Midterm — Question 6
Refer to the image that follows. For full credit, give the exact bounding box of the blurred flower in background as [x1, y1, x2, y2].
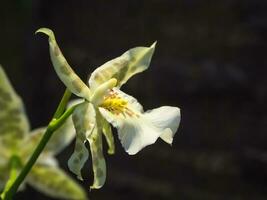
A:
[0, 65, 87, 200]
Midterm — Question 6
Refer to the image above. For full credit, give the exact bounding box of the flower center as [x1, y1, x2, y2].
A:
[99, 89, 139, 118]
[100, 92, 127, 115]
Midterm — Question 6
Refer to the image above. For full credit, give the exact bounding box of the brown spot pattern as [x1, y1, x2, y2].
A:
[59, 62, 73, 76]
[71, 79, 83, 93]
[96, 168, 103, 177]
[53, 45, 61, 57]
[0, 88, 12, 102]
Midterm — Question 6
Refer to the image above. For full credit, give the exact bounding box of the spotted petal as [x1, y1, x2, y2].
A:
[89, 42, 156, 91]
[36, 28, 91, 100]
[0, 65, 30, 149]
[68, 102, 96, 180]
[87, 117, 106, 189]
[99, 89, 180, 155]
[27, 164, 87, 200]
[101, 117, 115, 155]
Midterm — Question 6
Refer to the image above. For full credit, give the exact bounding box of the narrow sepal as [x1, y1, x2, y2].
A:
[36, 28, 91, 100]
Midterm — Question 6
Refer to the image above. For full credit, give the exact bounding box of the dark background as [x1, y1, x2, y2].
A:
[1, 0, 267, 199]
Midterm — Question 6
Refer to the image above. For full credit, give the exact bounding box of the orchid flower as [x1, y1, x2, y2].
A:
[0, 65, 87, 200]
[36, 28, 181, 189]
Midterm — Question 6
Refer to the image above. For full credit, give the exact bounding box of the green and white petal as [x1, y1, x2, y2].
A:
[27, 164, 87, 200]
[36, 28, 91, 100]
[98, 89, 180, 155]
[68, 102, 96, 180]
[89, 42, 156, 91]
[87, 119, 106, 189]
[101, 117, 115, 155]
[0, 65, 30, 148]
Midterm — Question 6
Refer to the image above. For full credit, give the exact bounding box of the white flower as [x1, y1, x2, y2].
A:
[37, 28, 181, 189]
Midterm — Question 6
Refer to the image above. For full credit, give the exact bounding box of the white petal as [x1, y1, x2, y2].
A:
[99, 108, 160, 155]
[98, 90, 180, 155]
[144, 106, 180, 144]
[119, 118, 163, 155]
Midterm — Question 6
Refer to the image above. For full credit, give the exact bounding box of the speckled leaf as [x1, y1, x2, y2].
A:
[0, 65, 30, 148]
[89, 42, 156, 91]
[68, 102, 96, 180]
[36, 28, 91, 100]
[88, 117, 106, 189]
[27, 164, 88, 200]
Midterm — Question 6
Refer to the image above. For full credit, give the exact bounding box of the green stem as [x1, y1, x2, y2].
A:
[0, 156, 21, 200]
[2, 89, 74, 200]
[53, 89, 71, 119]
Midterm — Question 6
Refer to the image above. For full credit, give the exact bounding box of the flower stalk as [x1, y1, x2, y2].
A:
[1, 155, 21, 199]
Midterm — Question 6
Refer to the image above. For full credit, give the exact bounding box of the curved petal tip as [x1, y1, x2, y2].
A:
[151, 41, 157, 48]
[35, 28, 55, 40]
